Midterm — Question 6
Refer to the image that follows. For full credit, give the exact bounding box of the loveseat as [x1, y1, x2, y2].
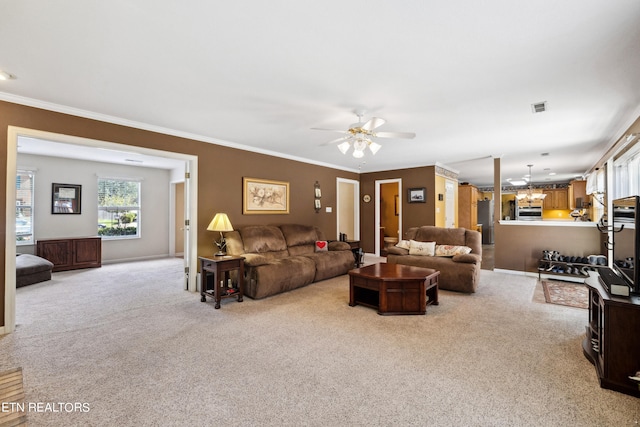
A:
[223, 224, 355, 299]
[386, 226, 482, 293]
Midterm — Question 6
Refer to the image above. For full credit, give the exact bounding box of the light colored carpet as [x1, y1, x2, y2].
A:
[1, 258, 639, 426]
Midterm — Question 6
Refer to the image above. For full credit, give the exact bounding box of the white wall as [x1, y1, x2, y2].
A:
[17, 153, 171, 262]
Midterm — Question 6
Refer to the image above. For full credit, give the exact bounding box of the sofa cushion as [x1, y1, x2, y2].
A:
[314, 241, 328, 252]
[396, 239, 411, 250]
[435, 245, 472, 257]
[239, 226, 288, 257]
[244, 256, 316, 299]
[303, 250, 355, 282]
[409, 240, 436, 256]
[280, 224, 318, 246]
[416, 226, 466, 246]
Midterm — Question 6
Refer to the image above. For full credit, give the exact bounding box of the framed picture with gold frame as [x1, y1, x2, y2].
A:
[243, 177, 290, 214]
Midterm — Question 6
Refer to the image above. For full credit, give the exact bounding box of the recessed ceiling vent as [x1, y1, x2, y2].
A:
[531, 101, 547, 113]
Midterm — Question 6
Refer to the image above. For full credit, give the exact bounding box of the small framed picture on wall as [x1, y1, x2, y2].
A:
[52, 183, 82, 214]
[408, 187, 426, 203]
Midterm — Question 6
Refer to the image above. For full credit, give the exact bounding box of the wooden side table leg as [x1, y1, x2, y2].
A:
[214, 270, 222, 309]
[200, 268, 207, 302]
[237, 263, 244, 303]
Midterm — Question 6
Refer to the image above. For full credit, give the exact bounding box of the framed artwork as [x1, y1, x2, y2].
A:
[52, 183, 82, 214]
[408, 187, 426, 203]
[243, 177, 290, 214]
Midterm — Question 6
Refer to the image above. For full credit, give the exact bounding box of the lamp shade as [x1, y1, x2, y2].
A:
[207, 213, 233, 232]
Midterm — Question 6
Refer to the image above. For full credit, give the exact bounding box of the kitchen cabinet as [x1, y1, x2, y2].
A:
[543, 188, 568, 210]
[458, 184, 478, 230]
[569, 180, 587, 209]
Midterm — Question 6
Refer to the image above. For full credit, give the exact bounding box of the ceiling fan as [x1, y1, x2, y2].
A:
[312, 112, 416, 158]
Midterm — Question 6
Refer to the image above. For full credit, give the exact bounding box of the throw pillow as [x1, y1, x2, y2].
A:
[408, 240, 436, 256]
[435, 245, 472, 257]
[315, 240, 328, 252]
[396, 239, 411, 250]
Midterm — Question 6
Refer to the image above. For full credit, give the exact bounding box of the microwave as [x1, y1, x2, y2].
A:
[516, 205, 542, 221]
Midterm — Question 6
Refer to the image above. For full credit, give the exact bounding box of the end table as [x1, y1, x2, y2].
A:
[199, 255, 245, 309]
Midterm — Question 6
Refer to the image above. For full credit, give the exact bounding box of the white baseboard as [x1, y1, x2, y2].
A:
[101, 254, 173, 265]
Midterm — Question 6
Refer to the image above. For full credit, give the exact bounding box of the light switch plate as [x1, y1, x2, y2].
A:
[325, 207, 332, 213]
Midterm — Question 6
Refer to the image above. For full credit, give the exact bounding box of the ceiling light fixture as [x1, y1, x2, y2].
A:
[338, 136, 381, 158]
[515, 164, 547, 203]
[0, 70, 15, 80]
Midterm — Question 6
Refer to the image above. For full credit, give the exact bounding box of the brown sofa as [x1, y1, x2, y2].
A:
[386, 226, 482, 293]
[223, 224, 355, 299]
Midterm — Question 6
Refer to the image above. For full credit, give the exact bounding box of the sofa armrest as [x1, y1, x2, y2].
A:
[386, 246, 409, 256]
[328, 241, 350, 251]
[242, 253, 271, 266]
[452, 253, 481, 264]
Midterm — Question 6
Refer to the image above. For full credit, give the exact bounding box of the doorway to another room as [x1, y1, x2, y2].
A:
[375, 179, 402, 256]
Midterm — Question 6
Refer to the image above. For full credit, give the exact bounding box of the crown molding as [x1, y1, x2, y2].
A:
[0, 92, 360, 174]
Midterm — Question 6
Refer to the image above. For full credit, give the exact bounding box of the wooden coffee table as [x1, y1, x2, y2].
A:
[348, 263, 439, 315]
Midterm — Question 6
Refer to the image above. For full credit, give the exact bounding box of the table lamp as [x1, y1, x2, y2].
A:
[207, 213, 233, 256]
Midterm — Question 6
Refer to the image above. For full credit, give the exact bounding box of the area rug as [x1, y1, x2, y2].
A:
[541, 280, 589, 309]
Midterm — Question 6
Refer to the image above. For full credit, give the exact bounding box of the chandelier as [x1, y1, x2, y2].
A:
[515, 164, 547, 203]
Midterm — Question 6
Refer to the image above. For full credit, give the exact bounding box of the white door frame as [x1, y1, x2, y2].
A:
[375, 178, 402, 256]
[336, 177, 360, 241]
[3, 126, 198, 334]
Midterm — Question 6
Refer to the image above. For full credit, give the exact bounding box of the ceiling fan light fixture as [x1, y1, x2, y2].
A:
[352, 149, 365, 159]
[368, 141, 382, 155]
[337, 141, 351, 154]
[353, 138, 368, 152]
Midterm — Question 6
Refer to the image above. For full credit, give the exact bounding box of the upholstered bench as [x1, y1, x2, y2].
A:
[16, 254, 54, 287]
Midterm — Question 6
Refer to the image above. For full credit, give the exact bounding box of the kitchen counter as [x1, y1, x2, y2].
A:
[499, 220, 596, 227]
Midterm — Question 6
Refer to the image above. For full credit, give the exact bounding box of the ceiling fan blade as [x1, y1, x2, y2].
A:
[374, 131, 416, 139]
[311, 128, 350, 134]
[320, 136, 351, 146]
[361, 117, 386, 131]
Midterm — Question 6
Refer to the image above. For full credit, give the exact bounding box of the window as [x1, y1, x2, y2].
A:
[98, 178, 141, 238]
[16, 170, 35, 243]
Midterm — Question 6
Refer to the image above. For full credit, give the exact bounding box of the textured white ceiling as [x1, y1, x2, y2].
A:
[2, 0, 640, 186]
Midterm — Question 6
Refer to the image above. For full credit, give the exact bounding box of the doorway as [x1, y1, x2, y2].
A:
[445, 179, 456, 228]
[375, 178, 402, 256]
[173, 182, 185, 257]
[336, 178, 360, 241]
[4, 126, 198, 334]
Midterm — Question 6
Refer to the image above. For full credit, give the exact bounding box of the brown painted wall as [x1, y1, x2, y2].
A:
[360, 166, 437, 253]
[494, 223, 603, 272]
[0, 100, 358, 327]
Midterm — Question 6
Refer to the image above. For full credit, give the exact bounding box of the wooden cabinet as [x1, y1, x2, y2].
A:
[569, 180, 587, 209]
[36, 237, 102, 272]
[583, 276, 640, 397]
[458, 184, 478, 230]
[543, 188, 568, 210]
